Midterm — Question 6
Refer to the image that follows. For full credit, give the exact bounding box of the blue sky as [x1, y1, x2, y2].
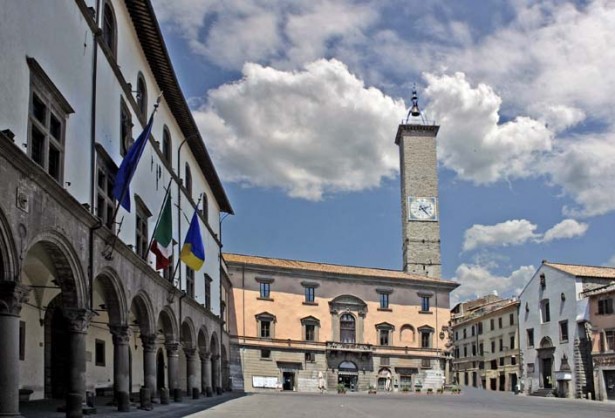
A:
[151, 0, 615, 303]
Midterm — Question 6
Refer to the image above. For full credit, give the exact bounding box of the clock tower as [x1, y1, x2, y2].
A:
[395, 90, 441, 278]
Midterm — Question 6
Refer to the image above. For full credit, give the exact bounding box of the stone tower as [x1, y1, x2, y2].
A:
[395, 90, 441, 278]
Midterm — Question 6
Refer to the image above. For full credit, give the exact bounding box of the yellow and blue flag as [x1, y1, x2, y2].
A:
[180, 211, 204, 270]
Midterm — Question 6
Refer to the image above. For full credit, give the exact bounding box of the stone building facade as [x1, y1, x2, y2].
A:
[451, 296, 520, 392]
[0, 1, 232, 416]
[519, 261, 615, 399]
[224, 253, 457, 392]
[583, 282, 615, 401]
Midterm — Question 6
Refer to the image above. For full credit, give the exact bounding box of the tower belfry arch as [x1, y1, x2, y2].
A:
[395, 88, 441, 278]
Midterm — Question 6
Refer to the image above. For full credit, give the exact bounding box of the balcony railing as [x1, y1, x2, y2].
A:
[326, 341, 373, 353]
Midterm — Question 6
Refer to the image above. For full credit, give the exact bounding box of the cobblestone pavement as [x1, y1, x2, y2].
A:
[186, 388, 615, 418]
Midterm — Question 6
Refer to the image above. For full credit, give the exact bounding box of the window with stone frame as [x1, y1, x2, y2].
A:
[509, 313, 515, 326]
[260, 349, 271, 359]
[379, 329, 390, 346]
[420, 295, 431, 312]
[186, 268, 195, 298]
[421, 358, 431, 368]
[491, 340, 496, 353]
[340, 313, 356, 343]
[305, 352, 316, 362]
[134, 196, 151, 259]
[540, 299, 551, 323]
[162, 126, 172, 166]
[379, 292, 389, 309]
[260, 282, 270, 298]
[27, 58, 73, 183]
[559, 320, 569, 342]
[510, 335, 516, 349]
[418, 326, 434, 348]
[95, 146, 117, 231]
[102, 1, 117, 57]
[479, 342, 484, 356]
[490, 318, 495, 330]
[598, 298, 614, 315]
[162, 255, 174, 282]
[498, 317, 503, 329]
[200, 192, 209, 224]
[120, 98, 132, 156]
[604, 330, 615, 351]
[204, 274, 212, 310]
[184, 162, 192, 200]
[305, 287, 315, 303]
[256, 312, 275, 339]
[478, 322, 483, 335]
[301, 316, 320, 342]
[136, 73, 147, 117]
[527, 329, 535, 347]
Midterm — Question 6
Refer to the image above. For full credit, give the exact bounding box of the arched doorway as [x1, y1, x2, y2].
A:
[538, 337, 555, 389]
[180, 319, 196, 394]
[337, 361, 358, 391]
[157, 307, 179, 392]
[44, 296, 69, 399]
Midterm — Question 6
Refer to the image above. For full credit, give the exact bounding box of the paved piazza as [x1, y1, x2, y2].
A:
[188, 388, 615, 418]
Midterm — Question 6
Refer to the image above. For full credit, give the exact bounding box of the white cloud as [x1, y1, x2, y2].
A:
[195, 59, 404, 200]
[541, 219, 588, 243]
[423, 73, 553, 185]
[152, 0, 378, 70]
[463, 218, 589, 251]
[451, 263, 535, 305]
[463, 220, 539, 252]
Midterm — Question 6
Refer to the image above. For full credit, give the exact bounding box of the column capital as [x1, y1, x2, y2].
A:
[165, 342, 180, 354]
[199, 351, 211, 361]
[63, 307, 94, 333]
[212, 354, 220, 360]
[141, 334, 157, 352]
[109, 324, 131, 345]
[184, 347, 196, 358]
[0, 281, 30, 316]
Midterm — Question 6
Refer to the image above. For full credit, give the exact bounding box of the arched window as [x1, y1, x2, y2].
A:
[184, 162, 192, 199]
[136, 73, 147, 116]
[162, 126, 172, 166]
[400, 324, 416, 344]
[340, 313, 355, 343]
[102, 2, 117, 56]
[201, 192, 208, 223]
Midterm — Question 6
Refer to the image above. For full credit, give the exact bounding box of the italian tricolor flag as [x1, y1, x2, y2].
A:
[150, 192, 173, 270]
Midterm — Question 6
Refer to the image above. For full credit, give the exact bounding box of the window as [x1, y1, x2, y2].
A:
[102, 2, 117, 56]
[471, 325, 475, 337]
[509, 313, 514, 326]
[163, 255, 174, 282]
[95, 149, 117, 230]
[260, 349, 271, 359]
[186, 268, 195, 298]
[463, 345, 468, 357]
[120, 99, 132, 156]
[95, 339, 105, 366]
[478, 322, 483, 335]
[499, 357, 504, 366]
[499, 338, 504, 352]
[305, 287, 315, 303]
[559, 320, 569, 342]
[598, 298, 614, 315]
[379, 293, 389, 309]
[136, 73, 147, 116]
[454, 348, 459, 359]
[419, 327, 433, 348]
[510, 335, 515, 349]
[490, 318, 495, 331]
[260, 282, 271, 299]
[162, 126, 172, 166]
[511, 356, 517, 366]
[204, 274, 212, 310]
[421, 358, 431, 368]
[421, 296, 431, 312]
[260, 320, 271, 338]
[604, 330, 615, 351]
[472, 343, 476, 356]
[463, 328, 467, 339]
[305, 324, 316, 341]
[379, 329, 390, 346]
[27, 58, 72, 183]
[184, 162, 192, 200]
[491, 340, 496, 353]
[527, 329, 534, 347]
[455, 331, 458, 341]
[201, 193, 208, 224]
[305, 352, 315, 362]
[490, 359, 497, 370]
[340, 314, 356, 343]
[541, 299, 550, 323]
[19, 321, 25, 361]
[135, 197, 150, 259]
[479, 343, 484, 356]
[256, 312, 275, 339]
[498, 317, 503, 329]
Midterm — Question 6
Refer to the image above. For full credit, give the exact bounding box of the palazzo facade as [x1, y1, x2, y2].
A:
[0, 1, 232, 416]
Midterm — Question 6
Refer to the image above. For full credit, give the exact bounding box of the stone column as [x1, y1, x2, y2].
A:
[109, 325, 130, 412]
[141, 334, 157, 396]
[199, 352, 211, 394]
[64, 307, 94, 418]
[212, 354, 221, 392]
[184, 348, 197, 394]
[166, 342, 180, 391]
[0, 281, 29, 418]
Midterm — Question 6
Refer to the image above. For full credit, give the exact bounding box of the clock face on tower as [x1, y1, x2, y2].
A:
[408, 197, 438, 221]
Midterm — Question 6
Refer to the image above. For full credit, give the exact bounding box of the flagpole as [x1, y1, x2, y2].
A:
[103, 93, 163, 259]
[146, 177, 173, 257]
[172, 194, 204, 287]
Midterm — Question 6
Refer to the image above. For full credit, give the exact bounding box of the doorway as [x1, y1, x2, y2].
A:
[510, 374, 518, 392]
[604, 370, 615, 400]
[282, 372, 295, 391]
[542, 357, 553, 389]
[46, 307, 69, 399]
[338, 374, 358, 391]
[499, 374, 506, 391]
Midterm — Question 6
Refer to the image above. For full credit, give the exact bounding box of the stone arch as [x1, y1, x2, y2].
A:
[25, 230, 87, 309]
[210, 332, 219, 356]
[0, 204, 18, 281]
[157, 306, 178, 342]
[197, 326, 209, 354]
[93, 267, 128, 326]
[539, 336, 553, 348]
[180, 317, 196, 350]
[43, 294, 69, 398]
[129, 290, 155, 336]
[400, 324, 416, 344]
